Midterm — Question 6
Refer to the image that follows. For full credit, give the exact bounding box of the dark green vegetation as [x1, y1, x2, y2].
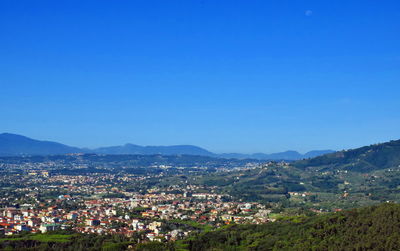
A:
[185, 203, 400, 250]
[0, 230, 146, 251]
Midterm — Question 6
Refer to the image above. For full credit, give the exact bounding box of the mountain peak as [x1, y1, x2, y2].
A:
[1, 132, 30, 138]
[0, 133, 81, 156]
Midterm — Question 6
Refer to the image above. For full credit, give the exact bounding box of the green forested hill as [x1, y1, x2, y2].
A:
[294, 139, 400, 172]
[181, 139, 400, 209]
[184, 203, 400, 251]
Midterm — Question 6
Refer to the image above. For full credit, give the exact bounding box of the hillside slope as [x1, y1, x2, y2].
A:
[186, 203, 400, 251]
[294, 139, 400, 172]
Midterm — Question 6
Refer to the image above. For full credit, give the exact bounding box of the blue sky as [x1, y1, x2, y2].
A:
[0, 0, 399, 153]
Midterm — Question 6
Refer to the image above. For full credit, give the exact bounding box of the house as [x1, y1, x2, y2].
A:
[86, 219, 100, 226]
[39, 224, 61, 233]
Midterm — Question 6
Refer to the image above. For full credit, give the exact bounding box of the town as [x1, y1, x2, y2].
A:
[0, 155, 276, 243]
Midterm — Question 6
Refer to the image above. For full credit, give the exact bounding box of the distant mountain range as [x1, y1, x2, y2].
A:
[219, 150, 334, 160]
[94, 143, 214, 156]
[0, 133, 334, 160]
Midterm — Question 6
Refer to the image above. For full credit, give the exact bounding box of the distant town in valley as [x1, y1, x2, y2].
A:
[1, 134, 400, 249]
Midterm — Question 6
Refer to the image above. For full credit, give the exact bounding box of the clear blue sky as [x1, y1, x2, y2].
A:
[1, 0, 399, 153]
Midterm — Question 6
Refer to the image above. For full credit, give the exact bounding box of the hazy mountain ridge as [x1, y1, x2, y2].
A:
[0, 133, 333, 160]
[0, 133, 82, 156]
[94, 143, 214, 156]
[219, 150, 334, 160]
